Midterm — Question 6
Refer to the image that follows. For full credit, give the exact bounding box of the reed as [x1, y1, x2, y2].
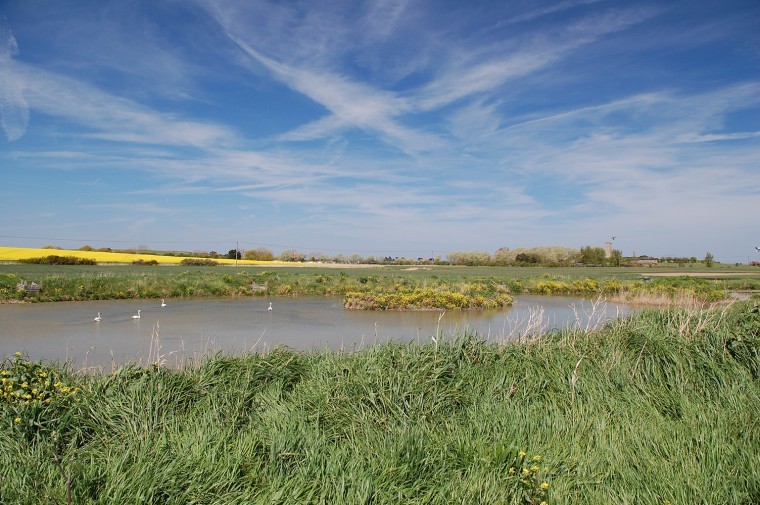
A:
[1, 301, 758, 504]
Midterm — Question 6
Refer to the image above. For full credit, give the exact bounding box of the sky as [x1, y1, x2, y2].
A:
[1, 0, 758, 263]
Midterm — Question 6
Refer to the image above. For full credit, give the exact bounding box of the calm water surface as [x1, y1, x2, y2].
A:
[0, 296, 632, 368]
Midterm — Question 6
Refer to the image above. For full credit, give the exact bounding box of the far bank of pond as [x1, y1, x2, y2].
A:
[0, 295, 633, 368]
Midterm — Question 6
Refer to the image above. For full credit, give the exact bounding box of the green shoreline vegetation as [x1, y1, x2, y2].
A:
[2, 301, 758, 503]
[2, 262, 756, 308]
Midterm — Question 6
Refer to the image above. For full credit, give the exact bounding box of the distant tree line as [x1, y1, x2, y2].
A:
[65, 243, 718, 268]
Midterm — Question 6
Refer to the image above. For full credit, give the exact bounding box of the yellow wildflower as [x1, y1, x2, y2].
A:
[541, 482, 549, 490]
[519, 451, 527, 458]
[14, 352, 21, 357]
[522, 469, 531, 477]
[533, 455, 542, 462]
[531, 465, 540, 472]
[14, 417, 21, 423]
[508, 467, 515, 474]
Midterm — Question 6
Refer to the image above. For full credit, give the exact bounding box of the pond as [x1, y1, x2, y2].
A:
[0, 296, 633, 368]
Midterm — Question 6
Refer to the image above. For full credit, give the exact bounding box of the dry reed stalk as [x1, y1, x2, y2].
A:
[571, 356, 584, 403]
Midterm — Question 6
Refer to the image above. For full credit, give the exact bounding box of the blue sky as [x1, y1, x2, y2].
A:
[1, 0, 758, 263]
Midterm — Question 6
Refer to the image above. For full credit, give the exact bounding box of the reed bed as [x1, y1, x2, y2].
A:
[1, 300, 759, 504]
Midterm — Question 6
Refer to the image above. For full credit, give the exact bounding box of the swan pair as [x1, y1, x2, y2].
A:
[95, 303, 164, 322]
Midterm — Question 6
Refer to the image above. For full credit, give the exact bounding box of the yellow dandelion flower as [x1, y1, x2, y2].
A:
[531, 465, 540, 472]
[14, 417, 21, 423]
[533, 455, 542, 462]
[508, 467, 515, 474]
[45, 398, 51, 404]
[541, 482, 549, 490]
[522, 469, 531, 477]
[519, 451, 527, 458]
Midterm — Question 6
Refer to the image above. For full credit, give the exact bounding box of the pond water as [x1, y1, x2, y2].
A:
[0, 296, 633, 368]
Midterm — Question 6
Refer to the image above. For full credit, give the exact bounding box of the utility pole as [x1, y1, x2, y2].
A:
[236, 241, 238, 267]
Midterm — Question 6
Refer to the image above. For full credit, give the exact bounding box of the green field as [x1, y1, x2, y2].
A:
[2, 262, 759, 306]
[2, 301, 758, 504]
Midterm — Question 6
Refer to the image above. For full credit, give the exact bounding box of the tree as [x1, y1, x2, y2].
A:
[704, 252, 714, 267]
[279, 249, 305, 262]
[580, 246, 606, 266]
[446, 251, 491, 266]
[609, 249, 623, 267]
[226, 249, 241, 260]
[244, 247, 274, 261]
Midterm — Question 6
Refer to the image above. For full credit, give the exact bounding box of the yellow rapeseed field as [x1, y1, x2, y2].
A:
[0, 246, 269, 265]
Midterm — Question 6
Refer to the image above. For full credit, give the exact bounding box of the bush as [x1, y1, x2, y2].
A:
[18, 255, 96, 265]
[179, 258, 219, 266]
[132, 259, 159, 266]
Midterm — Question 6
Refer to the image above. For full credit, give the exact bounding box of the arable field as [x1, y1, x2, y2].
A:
[0, 246, 274, 266]
[1, 301, 758, 504]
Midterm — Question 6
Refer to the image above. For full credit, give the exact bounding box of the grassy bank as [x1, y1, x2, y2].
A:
[2, 301, 758, 504]
[2, 263, 758, 305]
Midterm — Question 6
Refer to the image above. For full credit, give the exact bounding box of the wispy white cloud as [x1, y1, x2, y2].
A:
[4, 59, 237, 148]
[0, 28, 29, 141]
[1, 0, 758, 260]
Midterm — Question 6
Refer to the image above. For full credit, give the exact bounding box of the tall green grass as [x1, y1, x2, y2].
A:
[2, 301, 759, 504]
[3, 263, 757, 303]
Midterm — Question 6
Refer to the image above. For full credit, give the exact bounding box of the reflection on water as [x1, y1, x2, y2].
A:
[0, 296, 632, 368]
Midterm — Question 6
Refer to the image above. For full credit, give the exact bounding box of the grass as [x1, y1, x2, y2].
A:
[2, 299, 758, 504]
[2, 262, 758, 305]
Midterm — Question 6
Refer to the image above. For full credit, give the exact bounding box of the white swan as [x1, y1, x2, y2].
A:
[94, 312, 102, 322]
[268, 302, 273, 312]
[161, 299, 167, 307]
[132, 310, 141, 319]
